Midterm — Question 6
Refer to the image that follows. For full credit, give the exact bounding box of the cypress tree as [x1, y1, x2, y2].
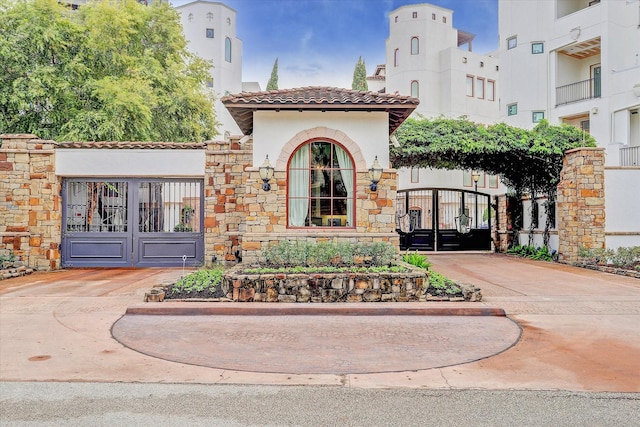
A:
[351, 56, 368, 91]
[267, 58, 279, 90]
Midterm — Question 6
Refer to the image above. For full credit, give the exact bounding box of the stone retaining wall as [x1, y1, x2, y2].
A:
[223, 267, 428, 303]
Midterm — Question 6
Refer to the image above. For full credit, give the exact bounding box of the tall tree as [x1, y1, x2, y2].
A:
[351, 57, 368, 91]
[266, 58, 278, 90]
[0, 0, 218, 142]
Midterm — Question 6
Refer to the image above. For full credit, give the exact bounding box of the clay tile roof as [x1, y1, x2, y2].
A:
[56, 141, 205, 149]
[221, 86, 419, 135]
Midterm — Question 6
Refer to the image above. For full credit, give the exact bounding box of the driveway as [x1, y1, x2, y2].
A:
[0, 255, 639, 391]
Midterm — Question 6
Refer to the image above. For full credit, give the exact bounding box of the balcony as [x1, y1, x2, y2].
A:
[620, 146, 640, 167]
[555, 77, 601, 106]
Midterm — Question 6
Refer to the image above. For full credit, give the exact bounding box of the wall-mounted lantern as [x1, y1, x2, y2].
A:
[259, 155, 274, 191]
[368, 156, 383, 191]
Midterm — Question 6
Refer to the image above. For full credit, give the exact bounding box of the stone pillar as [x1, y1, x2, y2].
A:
[557, 147, 605, 263]
[493, 194, 512, 252]
[0, 134, 61, 270]
[204, 138, 251, 265]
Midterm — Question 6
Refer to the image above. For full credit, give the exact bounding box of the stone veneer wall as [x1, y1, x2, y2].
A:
[204, 138, 252, 264]
[240, 168, 400, 265]
[557, 147, 605, 263]
[0, 134, 61, 270]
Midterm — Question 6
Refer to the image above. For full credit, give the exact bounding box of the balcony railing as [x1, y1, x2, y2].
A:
[555, 77, 601, 106]
[620, 146, 640, 167]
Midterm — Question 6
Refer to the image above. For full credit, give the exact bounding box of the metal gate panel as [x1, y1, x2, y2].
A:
[133, 180, 203, 267]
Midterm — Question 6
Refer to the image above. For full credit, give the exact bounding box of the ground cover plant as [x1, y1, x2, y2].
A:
[164, 267, 225, 299]
[402, 251, 463, 298]
[506, 244, 555, 261]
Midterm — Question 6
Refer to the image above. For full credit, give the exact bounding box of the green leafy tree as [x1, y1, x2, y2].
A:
[0, 0, 218, 142]
[351, 56, 368, 91]
[266, 58, 278, 90]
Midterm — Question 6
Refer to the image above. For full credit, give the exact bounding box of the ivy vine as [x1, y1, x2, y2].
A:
[391, 117, 597, 247]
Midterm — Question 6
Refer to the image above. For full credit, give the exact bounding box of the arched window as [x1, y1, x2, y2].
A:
[411, 80, 419, 97]
[411, 37, 419, 55]
[225, 37, 232, 62]
[394, 48, 399, 67]
[288, 140, 354, 228]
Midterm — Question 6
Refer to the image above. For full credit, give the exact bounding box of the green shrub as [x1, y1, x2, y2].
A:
[402, 250, 431, 269]
[171, 268, 224, 294]
[263, 241, 397, 267]
[578, 246, 640, 268]
[507, 244, 554, 261]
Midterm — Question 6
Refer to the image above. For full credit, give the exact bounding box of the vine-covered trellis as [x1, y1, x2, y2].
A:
[390, 117, 597, 248]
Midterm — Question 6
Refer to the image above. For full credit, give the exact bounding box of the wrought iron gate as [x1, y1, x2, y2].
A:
[62, 178, 204, 267]
[396, 188, 492, 251]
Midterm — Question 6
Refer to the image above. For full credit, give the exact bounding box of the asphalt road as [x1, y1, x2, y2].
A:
[1, 382, 639, 426]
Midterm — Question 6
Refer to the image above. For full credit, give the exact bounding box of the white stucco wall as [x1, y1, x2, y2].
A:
[605, 168, 640, 249]
[397, 167, 506, 195]
[55, 149, 205, 177]
[252, 111, 389, 170]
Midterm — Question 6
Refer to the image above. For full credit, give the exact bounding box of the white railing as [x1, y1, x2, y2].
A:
[620, 146, 640, 167]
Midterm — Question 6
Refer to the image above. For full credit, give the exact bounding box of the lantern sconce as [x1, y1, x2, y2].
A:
[259, 155, 274, 191]
[368, 156, 383, 191]
[472, 171, 481, 192]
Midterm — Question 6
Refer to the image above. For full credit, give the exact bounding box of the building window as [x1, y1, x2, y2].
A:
[394, 48, 399, 67]
[507, 36, 517, 49]
[532, 111, 544, 123]
[226, 17, 231, 25]
[442, 16, 446, 23]
[581, 120, 590, 133]
[532, 42, 544, 54]
[206, 28, 214, 38]
[477, 77, 485, 99]
[412, 11, 417, 18]
[411, 167, 419, 183]
[395, 16, 398, 23]
[288, 141, 354, 228]
[188, 13, 193, 22]
[466, 75, 474, 97]
[489, 175, 499, 188]
[411, 37, 419, 55]
[507, 103, 517, 116]
[432, 13, 436, 20]
[411, 80, 419, 97]
[487, 80, 495, 101]
[225, 37, 231, 62]
[205, 77, 214, 88]
[206, 12, 213, 21]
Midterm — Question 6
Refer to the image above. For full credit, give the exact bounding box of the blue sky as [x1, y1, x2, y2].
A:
[173, 0, 499, 90]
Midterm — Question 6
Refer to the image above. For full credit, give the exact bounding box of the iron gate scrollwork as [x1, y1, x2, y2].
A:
[396, 188, 492, 251]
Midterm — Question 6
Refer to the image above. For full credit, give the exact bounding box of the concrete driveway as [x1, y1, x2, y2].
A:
[0, 254, 639, 391]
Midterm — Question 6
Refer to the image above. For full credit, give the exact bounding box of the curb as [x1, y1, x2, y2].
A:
[125, 302, 505, 317]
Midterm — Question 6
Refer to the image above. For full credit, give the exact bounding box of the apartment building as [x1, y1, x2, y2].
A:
[499, 0, 640, 249]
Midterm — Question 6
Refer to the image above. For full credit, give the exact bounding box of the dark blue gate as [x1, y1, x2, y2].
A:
[62, 178, 204, 267]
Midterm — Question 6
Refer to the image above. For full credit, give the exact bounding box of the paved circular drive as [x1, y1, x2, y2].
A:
[112, 314, 522, 374]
